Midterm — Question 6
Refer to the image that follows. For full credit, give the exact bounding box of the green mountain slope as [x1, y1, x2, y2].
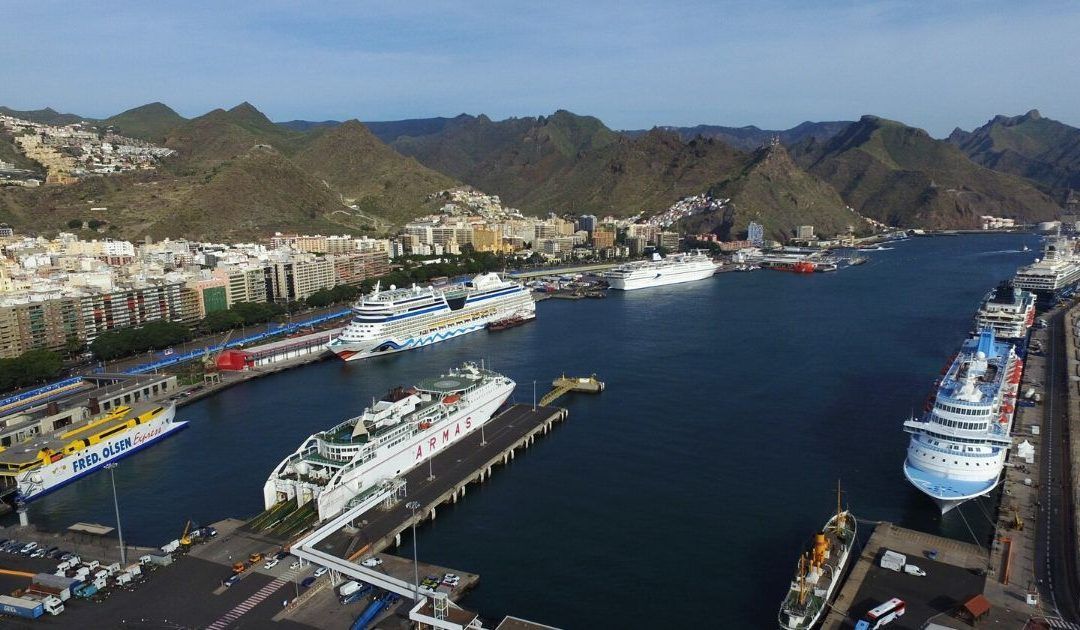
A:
[680, 144, 862, 240]
[392, 111, 747, 216]
[797, 116, 1060, 228]
[623, 120, 852, 150]
[948, 110, 1080, 201]
[0, 106, 86, 126]
[291, 120, 457, 225]
[104, 102, 187, 143]
[163, 102, 308, 169]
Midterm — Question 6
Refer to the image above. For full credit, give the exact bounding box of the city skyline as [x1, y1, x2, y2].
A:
[2, 1, 1078, 137]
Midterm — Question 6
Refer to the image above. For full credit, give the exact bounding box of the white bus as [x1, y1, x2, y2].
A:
[855, 598, 906, 629]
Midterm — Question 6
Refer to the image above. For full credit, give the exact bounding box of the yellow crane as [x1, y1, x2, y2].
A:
[180, 519, 194, 546]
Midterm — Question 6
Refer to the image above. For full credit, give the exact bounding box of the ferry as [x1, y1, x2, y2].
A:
[263, 362, 514, 520]
[778, 484, 857, 630]
[1012, 235, 1080, 298]
[603, 251, 718, 290]
[902, 328, 1021, 513]
[327, 273, 535, 361]
[973, 282, 1036, 340]
[0, 404, 185, 504]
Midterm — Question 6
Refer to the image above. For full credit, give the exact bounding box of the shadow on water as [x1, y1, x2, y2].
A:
[2, 232, 1041, 627]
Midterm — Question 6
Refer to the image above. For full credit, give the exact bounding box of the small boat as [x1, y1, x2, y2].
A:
[488, 312, 536, 331]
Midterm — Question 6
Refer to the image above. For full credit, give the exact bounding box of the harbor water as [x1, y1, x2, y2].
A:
[6, 233, 1040, 627]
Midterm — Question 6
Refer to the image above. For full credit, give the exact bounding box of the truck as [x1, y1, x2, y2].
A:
[144, 553, 174, 567]
[73, 582, 99, 599]
[341, 583, 373, 604]
[33, 572, 79, 599]
[0, 594, 44, 619]
[115, 572, 132, 586]
[105, 562, 122, 576]
[23, 593, 64, 615]
[338, 580, 364, 597]
[903, 564, 926, 577]
[880, 550, 907, 572]
[161, 539, 181, 554]
[123, 563, 143, 578]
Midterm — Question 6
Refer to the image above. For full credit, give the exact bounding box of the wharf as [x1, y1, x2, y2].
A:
[309, 404, 568, 558]
[821, 522, 993, 629]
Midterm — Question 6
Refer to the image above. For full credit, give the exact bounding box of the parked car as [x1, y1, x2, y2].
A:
[360, 557, 382, 567]
[301, 576, 316, 588]
[289, 561, 301, 570]
[275, 550, 289, 560]
[313, 567, 328, 578]
[263, 558, 279, 570]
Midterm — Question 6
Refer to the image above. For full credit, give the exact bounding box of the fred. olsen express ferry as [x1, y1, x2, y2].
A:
[0, 403, 185, 504]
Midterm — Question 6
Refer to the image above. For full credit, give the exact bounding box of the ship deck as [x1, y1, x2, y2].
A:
[0, 402, 164, 468]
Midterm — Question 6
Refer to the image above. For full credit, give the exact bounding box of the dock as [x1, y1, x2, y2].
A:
[539, 375, 604, 407]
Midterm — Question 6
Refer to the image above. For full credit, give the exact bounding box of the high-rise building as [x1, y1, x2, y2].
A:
[577, 214, 598, 234]
[796, 225, 815, 240]
[747, 222, 765, 247]
[592, 228, 616, 250]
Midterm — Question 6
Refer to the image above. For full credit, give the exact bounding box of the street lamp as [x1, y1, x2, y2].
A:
[105, 463, 126, 565]
[480, 423, 486, 447]
[406, 501, 421, 603]
[427, 456, 435, 481]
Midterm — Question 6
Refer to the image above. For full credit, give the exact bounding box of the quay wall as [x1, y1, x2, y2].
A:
[1064, 304, 1080, 589]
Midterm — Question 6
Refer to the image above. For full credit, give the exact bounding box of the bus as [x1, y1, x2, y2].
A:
[855, 598, 906, 629]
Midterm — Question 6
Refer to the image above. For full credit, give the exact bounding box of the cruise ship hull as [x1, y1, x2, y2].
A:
[264, 379, 513, 520]
[607, 265, 717, 291]
[13, 406, 187, 504]
[902, 461, 999, 515]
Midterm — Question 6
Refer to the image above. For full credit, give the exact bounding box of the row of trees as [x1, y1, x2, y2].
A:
[201, 301, 288, 333]
[305, 284, 361, 308]
[89, 320, 193, 361]
[0, 349, 64, 394]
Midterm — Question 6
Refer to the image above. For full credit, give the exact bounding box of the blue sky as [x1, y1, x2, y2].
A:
[3, 1, 1078, 136]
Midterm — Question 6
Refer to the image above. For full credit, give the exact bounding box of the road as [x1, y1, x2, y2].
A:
[1036, 306, 1080, 622]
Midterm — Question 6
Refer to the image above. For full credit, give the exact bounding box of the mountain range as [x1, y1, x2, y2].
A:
[0, 101, 1076, 241]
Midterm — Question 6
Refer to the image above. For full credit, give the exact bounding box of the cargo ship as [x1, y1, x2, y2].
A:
[0, 404, 185, 505]
[263, 362, 514, 520]
[902, 328, 1021, 513]
[603, 251, 718, 290]
[778, 485, 857, 630]
[327, 273, 535, 361]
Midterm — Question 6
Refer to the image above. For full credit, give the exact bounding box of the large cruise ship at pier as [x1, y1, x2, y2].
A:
[1012, 236, 1080, 297]
[263, 363, 514, 520]
[973, 282, 1036, 340]
[603, 251, 718, 290]
[902, 329, 1022, 513]
[0, 404, 185, 504]
[327, 273, 534, 361]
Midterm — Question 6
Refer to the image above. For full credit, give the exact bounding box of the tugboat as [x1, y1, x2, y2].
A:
[778, 483, 857, 629]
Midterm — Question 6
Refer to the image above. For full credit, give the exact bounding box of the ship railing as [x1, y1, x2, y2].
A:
[911, 440, 999, 458]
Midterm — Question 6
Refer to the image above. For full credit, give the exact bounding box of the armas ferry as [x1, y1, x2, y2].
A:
[0, 403, 185, 504]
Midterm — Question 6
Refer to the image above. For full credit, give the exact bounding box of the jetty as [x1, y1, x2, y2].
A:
[539, 374, 604, 407]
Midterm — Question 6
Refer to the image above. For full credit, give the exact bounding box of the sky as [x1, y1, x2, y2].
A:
[2, 1, 1079, 137]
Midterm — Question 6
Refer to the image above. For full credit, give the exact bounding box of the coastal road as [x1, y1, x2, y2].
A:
[1036, 306, 1080, 621]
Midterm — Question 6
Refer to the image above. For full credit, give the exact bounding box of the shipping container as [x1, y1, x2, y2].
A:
[0, 594, 44, 619]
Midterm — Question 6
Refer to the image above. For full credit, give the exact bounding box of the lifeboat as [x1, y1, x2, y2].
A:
[443, 394, 461, 405]
[418, 421, 432, 430]
[793, 261, 816, 273]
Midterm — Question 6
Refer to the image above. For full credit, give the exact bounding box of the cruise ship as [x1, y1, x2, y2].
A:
[974, 282, 1036, 340]
[263, 363, 514, 520]
[778, 486, 856, 630]
[603, 251, 718, 290]
[1013, 236, 1080, 297]
[327, 273, 534, 361]
[0, 404, 185, 504]
[902, 329, 1022, 513]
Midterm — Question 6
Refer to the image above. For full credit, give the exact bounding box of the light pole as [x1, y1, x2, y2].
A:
[480, 423, 486, 447]
[427, 456, 434, 481]
[105, 463, 126, 565]
[406, 501, 420, 603]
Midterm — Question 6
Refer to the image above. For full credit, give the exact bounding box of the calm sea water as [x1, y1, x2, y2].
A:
[7, 233, 1040, 627]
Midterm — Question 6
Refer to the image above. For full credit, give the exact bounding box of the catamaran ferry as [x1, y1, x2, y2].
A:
[263, 362, 514, 520]
[0, 404, 185, 504]
[327, 273, 534, 361]
[603, 251, 718, 290]
[902, 329, 1022, 513]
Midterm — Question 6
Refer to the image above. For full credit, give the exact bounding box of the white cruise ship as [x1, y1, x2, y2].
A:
[604, 251, 718, 290]
[1013, 236, 1080, 296]
[902, 329, 1022, 513]
[973, 282, 1036, 340]
[263, 363, 514, 520]
[0, 404, 186, 504]
[327, 273, 534, 361]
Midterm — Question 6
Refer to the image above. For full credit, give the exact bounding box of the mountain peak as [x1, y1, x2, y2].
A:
[1025, 109, 1042, 121]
